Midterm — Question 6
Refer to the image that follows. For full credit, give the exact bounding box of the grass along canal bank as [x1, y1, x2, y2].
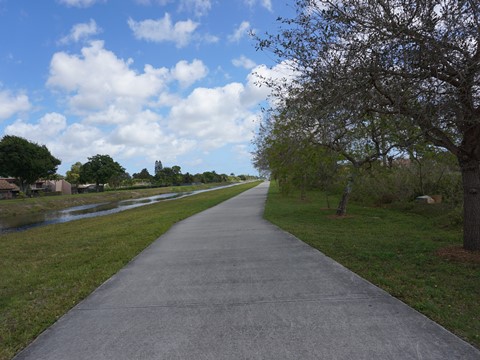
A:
[264, 181, 480, 349]
[0, 182, 237, 219]
[0, 181, 261, 360]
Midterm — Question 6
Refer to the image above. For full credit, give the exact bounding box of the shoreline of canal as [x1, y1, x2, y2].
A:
[0, 182, 249, 233]
[0, 182, 238, 219]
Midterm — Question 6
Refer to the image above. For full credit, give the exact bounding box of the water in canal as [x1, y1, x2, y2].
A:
[0, 184, 239, 234]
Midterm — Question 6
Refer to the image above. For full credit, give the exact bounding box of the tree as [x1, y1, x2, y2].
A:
[154, 160, 163, 175]
[0, 135, 61, 193]
[257, 0, 480, 250]
[253, 109, 339, 201]
[79, 154, 125, 191]
[132, 168, 153, 181]
[155, 167, 176, 186]
[108, 171, 131, 189]
[182, 172, 194, 184]
[65, 162, 82, 185]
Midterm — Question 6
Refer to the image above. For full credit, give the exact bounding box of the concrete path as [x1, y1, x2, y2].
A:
[14, 182, 480, 359]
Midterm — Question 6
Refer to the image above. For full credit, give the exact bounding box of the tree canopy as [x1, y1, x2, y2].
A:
[255, 0, 480, 250]
[65, 162, 82, 185]
[0, 135, 61, 193]
[79, 154, 125, 191]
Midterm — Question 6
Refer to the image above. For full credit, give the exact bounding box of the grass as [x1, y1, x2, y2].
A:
[264, 181, 480, 349]
[0, 182, 234, 218]
[0, 181, 261, 360]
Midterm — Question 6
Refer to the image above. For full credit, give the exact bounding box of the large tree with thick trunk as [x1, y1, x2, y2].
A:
[257, 0, 480, 250]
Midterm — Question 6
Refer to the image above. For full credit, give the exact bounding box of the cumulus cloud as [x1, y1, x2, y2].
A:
[228, 21, 251, 43]
[35, 40, 282, 173]
[232, 55, 257, 69]
[59, 19, 101, 44]
[57, 0, 105, 8]
[128, 14, 199, 48]
[5, 113, 67, 139]
[168, 79, 266, 150]
[171, 59, 208, 88]
[47, 40, 170, 114]
[108, 110, 197, 161]
[0, 90, 31, 121]
[244, 60, 301, 107]
[41, 42, 215, 166]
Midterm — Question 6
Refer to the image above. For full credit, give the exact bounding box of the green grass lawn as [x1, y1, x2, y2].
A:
[264, 181, 480, 349]
[0, 182, 237, 218]
[0, 181, 260, 360]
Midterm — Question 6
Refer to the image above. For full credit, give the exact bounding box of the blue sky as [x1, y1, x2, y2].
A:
[0, 0, 293, 176]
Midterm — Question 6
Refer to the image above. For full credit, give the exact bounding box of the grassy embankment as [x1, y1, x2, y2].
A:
[0, 183, 235, 218]
[0, 181, 261, 360]
[264, 181, 479, 349]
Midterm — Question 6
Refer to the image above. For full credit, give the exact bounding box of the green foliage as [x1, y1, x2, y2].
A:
[132, 168, 153, 181]
[79, 154, 125, 190]
[349, 152, 462, 208]
[255, 0, 480, 249]
[65, 162, 82, 185]
[254, 112, 340, 199]
[0, 135, 61, 193]
[154, 166, 180, 186]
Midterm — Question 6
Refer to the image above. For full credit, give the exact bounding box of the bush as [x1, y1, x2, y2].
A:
[350, 159, 462, 207]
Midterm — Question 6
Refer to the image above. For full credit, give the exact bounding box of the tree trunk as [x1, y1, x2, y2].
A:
[336, 174, 354, 216]
[460, 158, 480, 251]
[300, 173, 307, 200]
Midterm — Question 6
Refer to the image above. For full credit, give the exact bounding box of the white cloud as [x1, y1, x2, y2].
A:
[31, 39, 282, 174]
[109, 110, 197, 161]
[128, 14, 199, 48]
[171, 59, 208, 88]
[42, 42, 216, 166]
[168, 81, 263, 150]
[244, 0, 272, 11]
[244, 61, 301, 106]
[228, 21, 251, 43]
[166, 63, 287, 151]
[57, 0, 105, 8]
[232, 55, 257, 69]
[47, 40, 170, 114]
[0, 90, 31, 121]
[83, 105, 131, 125]
[155, 92, 182, 107]
[5, 113, 67, 139]
[110, 110, 165, 146]
[59, 19, 101, 44]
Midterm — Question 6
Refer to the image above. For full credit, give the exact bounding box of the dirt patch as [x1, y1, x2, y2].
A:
[436, 246, 480, 264]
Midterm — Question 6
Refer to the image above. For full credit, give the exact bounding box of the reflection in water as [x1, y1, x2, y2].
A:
[0, 192, 183, 234]
[0, 183, 242, 234]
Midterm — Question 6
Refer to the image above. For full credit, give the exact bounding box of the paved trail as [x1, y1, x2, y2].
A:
[14, 182, 480, 359]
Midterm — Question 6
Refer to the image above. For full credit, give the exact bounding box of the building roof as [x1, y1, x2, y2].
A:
[0, 179, 19, 191]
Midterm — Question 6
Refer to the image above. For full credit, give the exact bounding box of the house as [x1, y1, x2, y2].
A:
[0, 179, 20, 200]
[47, 180, 72, 195]
[30, 179, 72, 196]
